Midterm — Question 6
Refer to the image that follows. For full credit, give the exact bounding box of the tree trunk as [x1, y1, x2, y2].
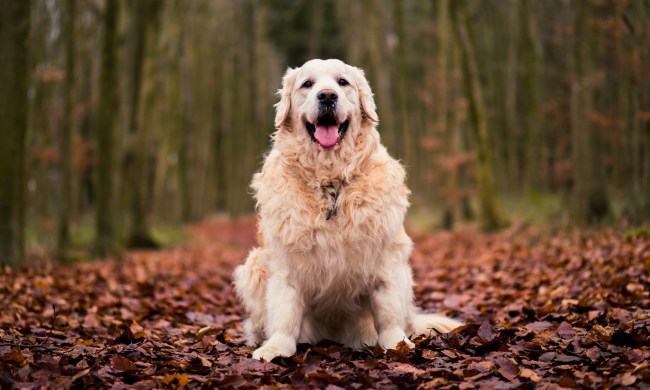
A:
[570, 1, 611, 225]
[625, 1, 650, 222]
[392, 0, 412, 166]
[126, 0, 160, 248]
[437, 0, 460, 229]
[0, 0, 30, 267]
[177, 12, 197, 221]
[95, 0, 120, 257]
[57, 0, 76, 262]
[452, 0, 509, 231]
[520, 0, 544, 193]
[363, 0, 395, 153]
[504, 1, 519, 194]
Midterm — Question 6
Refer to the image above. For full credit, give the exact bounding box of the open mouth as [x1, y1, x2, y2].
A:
[305, 113, 350, 149]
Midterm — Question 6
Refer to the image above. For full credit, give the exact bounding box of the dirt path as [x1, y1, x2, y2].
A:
[1, 220, 648, 388]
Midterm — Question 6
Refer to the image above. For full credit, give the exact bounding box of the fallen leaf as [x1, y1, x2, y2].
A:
[496, 356, 519, 381]
[525, 321, 552, 332]
[198, 356, 212, 367]
[110, 356, 137, 373]
[477, 321, 495, 341]
[557, 321, 576, 339]
[161, 373, 189, 388]
[520, 368, 541, 382]
[195, 325, 218, 342]
[395, 340, 411, 354]
[619, 372, 636, 386]
[389, 362, 426, 376]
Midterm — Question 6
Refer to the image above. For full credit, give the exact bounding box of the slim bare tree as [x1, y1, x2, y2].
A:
[95, 0, 120, 257]
[126, 0, 161, 248]
[0, 0, 30, 267]
[57, 0, 76, 262]
[452, 0, 509, 231]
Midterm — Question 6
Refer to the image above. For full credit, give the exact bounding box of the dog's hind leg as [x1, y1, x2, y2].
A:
[371, 261, 417, 350]
[233, 247, 268, 346]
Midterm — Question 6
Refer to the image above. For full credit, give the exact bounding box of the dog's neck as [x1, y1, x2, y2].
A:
[274, 124, 380, 187]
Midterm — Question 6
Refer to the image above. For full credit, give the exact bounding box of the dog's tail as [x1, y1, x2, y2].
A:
[410, 313, 464, 337]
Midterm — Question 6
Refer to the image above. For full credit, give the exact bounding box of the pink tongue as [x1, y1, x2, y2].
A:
[314, 125, 340, 148]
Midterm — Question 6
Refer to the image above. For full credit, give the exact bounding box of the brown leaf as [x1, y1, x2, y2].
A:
[195, 325, 218, 342]
[110, 355, 137, 372]
[557, 321, 576, 339]
[539, 351, 556, 362]
[419, 378, 449, 389]
[395, 340, 412, 354]
[477, 321, 495, 341]
[71, 367, 92, 382]
[524, 321, 552, 332]
[558, 373, 578, 388]
[389, 362, 426, 376]
[495, 356, 519, 381]
[161, 373, 189, 388]
[232, 358, 280, 373]
[520, 368, 541, 382]
[555, 354, 581, 363]
[0, 347, 27, 367]
[441, 349, 459, 359]
[619, 372, 637, 386]
[198, 356, 212, 367]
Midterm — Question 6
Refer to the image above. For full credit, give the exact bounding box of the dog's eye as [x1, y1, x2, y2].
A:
[301, 80, 313, 88]
[338, 78, 349, 86]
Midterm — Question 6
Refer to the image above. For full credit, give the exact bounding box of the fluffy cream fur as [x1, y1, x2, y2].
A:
[233, 59, 462, 361]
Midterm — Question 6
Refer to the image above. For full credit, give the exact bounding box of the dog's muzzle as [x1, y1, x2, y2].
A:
[304, 89, 349, 148]
[306, 112, 349, 149]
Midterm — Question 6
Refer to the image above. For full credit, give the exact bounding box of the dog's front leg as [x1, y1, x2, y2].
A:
[252, 271, 303, 361]
[370, 265, 416, 350]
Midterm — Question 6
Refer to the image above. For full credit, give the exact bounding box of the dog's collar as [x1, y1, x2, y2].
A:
[323, 181, 342, 220]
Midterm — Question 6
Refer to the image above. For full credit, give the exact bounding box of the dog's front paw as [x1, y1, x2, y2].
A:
[378, 327, 415, 350]
[252, 334, 296, 361]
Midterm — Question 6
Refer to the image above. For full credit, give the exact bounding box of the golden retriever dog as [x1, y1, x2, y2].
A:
[233, 59, 462, 361]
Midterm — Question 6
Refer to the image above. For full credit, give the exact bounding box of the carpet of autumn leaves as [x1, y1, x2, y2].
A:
[1, 218, 649, 389]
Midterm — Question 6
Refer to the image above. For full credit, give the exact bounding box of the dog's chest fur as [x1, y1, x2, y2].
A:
[253, 149, 411, 309]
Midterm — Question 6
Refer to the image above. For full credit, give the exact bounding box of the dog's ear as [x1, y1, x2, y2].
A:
[351, 66, 378, 123]
[274, 67, 299, 129]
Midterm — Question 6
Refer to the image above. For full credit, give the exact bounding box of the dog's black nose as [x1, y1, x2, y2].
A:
[317, 89, 338, 106]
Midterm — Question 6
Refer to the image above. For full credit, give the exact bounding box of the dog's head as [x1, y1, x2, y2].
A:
[274, 59, 378, 150]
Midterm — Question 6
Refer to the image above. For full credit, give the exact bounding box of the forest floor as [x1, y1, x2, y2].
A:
[1, 218, 649, 389]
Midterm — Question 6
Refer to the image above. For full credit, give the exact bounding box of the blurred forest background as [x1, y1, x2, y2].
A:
[1, 0, 649, 266]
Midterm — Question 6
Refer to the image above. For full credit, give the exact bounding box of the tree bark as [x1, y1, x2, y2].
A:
[452, 0, 509, 231]
[0, 0, 30, 267]
[520, 0, 543, 193]
[393, 0, 412, 166]
[570, 1, 611, 225]
[95, 0, 120, 257]
[126, 0, 161, 248]
[504, 1, 519, 194]
[363, 0, 395, 153]
[57, 0, 76, 262]
[437, 0, 459, 229]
